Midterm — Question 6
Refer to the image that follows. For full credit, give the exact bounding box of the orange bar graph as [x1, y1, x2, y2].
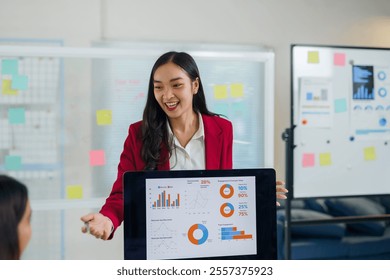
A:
[233, 234, 253, 240]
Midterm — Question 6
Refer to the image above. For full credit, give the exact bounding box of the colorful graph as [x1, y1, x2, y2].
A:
[220, 202, 235, 217]
[220, 184, 234, 198]
[188, 224, 208, 245]
[152, 190, 180, 208]
[352, 65, 374, 100]
[221, 227, 253, 240]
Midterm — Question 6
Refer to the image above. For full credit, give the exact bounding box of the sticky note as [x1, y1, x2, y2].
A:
[90, 150, 106, 166]
[66, 185, 83, 199]
[213, 85, 228, 100]
[8, 107, 26, 124]
[232, 102, 245, 113]
[213, 103, 229, 117]
[230, 83, 244, 98]
[302, 153, 315, 167]
[319, 153, 332, 166]
[334, 98, 347, 113]
[334, 53, 346, 66]
[1, 59, 18, 75]
[5, 155, 22, 170]
[2, 80, 18, 95]
[12, 75, 28, 90]
[364, 147, 376, 161]
[96, 109, 112, 125]
[308, 51, 319, 64]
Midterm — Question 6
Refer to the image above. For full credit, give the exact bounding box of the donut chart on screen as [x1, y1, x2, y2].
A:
[220, 184, 234, 198]
[220, 202, 235, 217]
[188, 224, 208, 245]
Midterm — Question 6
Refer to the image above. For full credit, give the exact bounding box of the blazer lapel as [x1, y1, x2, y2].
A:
[203, 114, 223, 170]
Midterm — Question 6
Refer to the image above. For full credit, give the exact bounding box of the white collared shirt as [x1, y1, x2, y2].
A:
[168, 113, 205, 170]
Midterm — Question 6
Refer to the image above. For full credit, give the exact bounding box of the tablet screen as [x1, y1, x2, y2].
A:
[146, 176, 256, 259]
[123, 169, 276, 260]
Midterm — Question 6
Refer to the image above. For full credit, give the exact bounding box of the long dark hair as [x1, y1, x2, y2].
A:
[141, 51, 216, 170]
[0, 175, 29, 260]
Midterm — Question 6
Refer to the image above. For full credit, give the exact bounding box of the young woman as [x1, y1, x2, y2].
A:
[81, 51, 287, 240]
[0, 175, 32, 259]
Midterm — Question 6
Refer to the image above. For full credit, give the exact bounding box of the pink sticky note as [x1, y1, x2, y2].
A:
[334, 53, 346, 66]
[302, 153, 315, 167]
[90, 150, 106, 166]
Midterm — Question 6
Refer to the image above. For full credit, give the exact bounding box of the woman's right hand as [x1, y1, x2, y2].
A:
[80, 213, 113, 240]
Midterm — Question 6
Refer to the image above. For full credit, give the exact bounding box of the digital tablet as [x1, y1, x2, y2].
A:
[123, 168, 276, 260]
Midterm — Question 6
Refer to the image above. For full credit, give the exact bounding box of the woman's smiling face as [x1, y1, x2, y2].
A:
[153, 62, 199, 121]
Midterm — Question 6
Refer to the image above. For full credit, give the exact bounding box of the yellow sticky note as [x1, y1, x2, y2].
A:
[66, 185, 83, 199]
[2, 79, 18, 95]
[319, 153, 332, 166]
[96, 109, 112, 125]
[364, 147, 376, 161]
[213, 85, 228, 100]
[308, 51, 319, 64]
[230, 83, 244, 98]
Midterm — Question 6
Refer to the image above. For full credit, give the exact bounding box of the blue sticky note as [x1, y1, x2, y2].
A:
[12, 75, 28, 90]
[306, 92, 313, 100]
[213, 103, 230, 117]
[5, 155, 22, 170]
[232, 102, 245, 117]
[8, 108, 26, 124]
[335, 98, 347, 113]
[1, 59, 19, 75]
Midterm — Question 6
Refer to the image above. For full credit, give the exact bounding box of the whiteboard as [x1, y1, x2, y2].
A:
[0, 42, 274, 259]
[292, 44, 390, 198]
[90, 42, 275, 196]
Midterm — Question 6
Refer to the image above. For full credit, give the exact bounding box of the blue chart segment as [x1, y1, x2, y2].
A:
[352, 65, 374, 100]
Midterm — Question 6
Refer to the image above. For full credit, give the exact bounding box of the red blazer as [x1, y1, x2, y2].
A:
[100, 114, 233, 235]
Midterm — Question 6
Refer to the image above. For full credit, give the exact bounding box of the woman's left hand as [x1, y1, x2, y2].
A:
[276, 180, 288, 206]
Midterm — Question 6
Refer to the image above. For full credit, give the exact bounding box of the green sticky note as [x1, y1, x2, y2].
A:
[1, 59, 19, 75]
[8, 108, 26, 124]
[230, 83, 244, 98]
[96, 109, 112, 125]
[12, 75, 28, 90]
[5, 155, 22, 170]
[334, 98, 347, 113]
[213, 103, 230, 117]
[232, 102, 245, 113]
[66, 185, 83, 199]
[308, 51, 319, 64]
[319, 153, 332, 166]
[2, 80, 18, 95]
[213, 85, 228, 100]
[364, 147, 376, 161]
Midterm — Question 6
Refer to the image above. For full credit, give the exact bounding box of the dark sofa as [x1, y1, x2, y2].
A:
[277, 197, 390, 259]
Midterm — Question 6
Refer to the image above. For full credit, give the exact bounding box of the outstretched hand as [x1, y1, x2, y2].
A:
[80, 213, 113, 240]
[276, 180, 288, 207]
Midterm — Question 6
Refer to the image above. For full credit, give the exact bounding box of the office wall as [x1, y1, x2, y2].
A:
[0, 0, 389, 259]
